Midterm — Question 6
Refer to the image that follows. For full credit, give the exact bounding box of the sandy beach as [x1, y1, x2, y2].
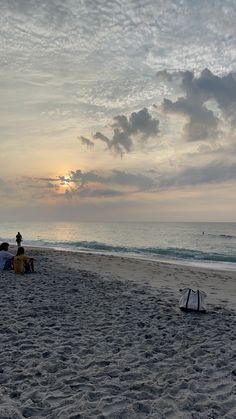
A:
[0, 247, 235, 418]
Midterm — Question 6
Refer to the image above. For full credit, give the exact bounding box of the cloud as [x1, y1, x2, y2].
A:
[57, 160, 236, 199]
[162, 97, 219, 141]
[58, 169, 143, 198]
[70, 188, 125, 198]
[38, 177, 58, 181]
[0, 176, 61, 204]
[112, 108, 160, 137]
[0, 177, 13, 194]
[79, 136, 94, 148]
[181, 69, 236, 117]
[1, 158, 236, 208]
[79, 68, 236, 153]
[160, 68, 236, 141]
[93, 132, 110, 146]
[83, 107, 160, 155]
[51, 160, 236, 203]
[109, 170, 156, 190]
[59, 168, 156, 193]
[156, 70, 174, 83]
[59, 170, 105, 188]
[158, 160, 236, 189]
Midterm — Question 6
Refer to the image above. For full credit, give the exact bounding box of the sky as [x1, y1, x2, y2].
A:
[0, 0, 236, 222]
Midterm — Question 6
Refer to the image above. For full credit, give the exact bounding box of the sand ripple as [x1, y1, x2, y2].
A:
[0, 250, 235, 418]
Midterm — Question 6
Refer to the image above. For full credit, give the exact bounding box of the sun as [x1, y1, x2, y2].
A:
[55, 177, 71, 194]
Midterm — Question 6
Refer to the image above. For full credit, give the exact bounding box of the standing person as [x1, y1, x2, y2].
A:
[16, 232, 23, 247]
[14, 247, 35, 274]
[0, 242, 14, 271]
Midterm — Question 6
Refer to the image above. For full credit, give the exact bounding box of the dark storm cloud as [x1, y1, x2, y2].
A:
[160, 68, 236, 141]
[84, 108, 160, 155]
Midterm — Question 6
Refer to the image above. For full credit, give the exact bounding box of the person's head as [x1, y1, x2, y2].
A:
[16, 246, 25, 256]
[0, 242, 9, 251]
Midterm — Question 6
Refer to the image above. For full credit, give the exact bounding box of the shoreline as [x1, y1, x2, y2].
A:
[9, 245, 236, 310]
[1, 246, 236, 418]
[8, 242, 236, 273]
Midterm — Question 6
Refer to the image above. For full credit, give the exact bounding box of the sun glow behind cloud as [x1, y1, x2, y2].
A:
[0, 0, 236, 220]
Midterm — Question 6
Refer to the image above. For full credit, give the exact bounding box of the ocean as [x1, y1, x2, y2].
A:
[1, 221, 236, 271]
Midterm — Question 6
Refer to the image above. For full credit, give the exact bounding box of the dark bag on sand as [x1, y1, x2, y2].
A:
[179, 288, 206, 312]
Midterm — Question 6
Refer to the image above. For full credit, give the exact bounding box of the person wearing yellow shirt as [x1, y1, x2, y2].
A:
[14, 247, 35, 274]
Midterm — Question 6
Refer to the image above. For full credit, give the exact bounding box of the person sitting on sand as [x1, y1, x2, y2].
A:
[16, 232, 23, 247]
[0, 242, 14, 271]
[14, 247, 35, 274]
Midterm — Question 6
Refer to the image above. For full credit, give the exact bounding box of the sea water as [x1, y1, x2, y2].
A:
[1, 221, 236, 271]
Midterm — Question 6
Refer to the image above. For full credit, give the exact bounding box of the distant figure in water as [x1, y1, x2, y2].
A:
[202, 231, 205, 235]
[14, 247, 35, 274]
[16, 232, 23, 247]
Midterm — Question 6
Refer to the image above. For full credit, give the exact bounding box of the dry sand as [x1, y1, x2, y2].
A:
[0, 247, 235, 418]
